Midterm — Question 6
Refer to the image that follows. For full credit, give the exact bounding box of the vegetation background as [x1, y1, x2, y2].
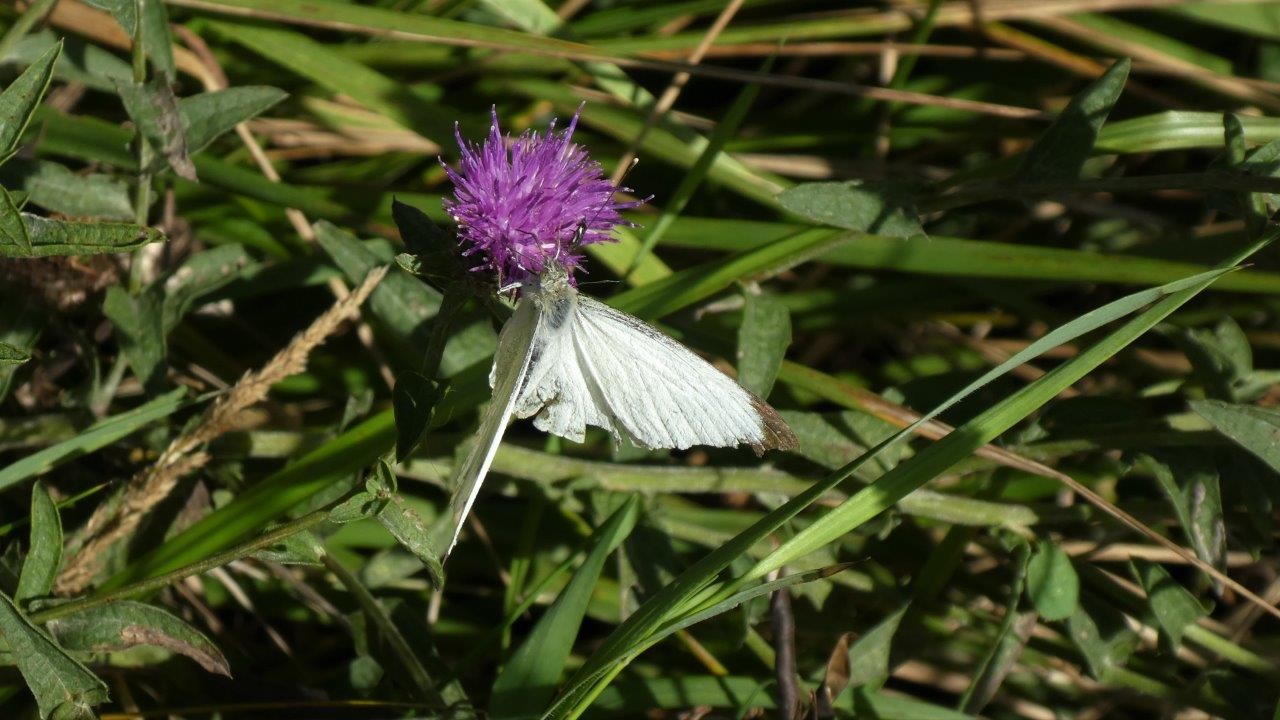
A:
[2, 0, 1280, 718]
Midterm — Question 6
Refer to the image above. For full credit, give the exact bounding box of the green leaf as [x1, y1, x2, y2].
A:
[6, 31, 132, 92]
[1191, 399, 1280, 476]
[0, 42, 60, 164]
[1174, 317, 1260, 401]
[1066, 594, 1138, 681]
[160, 244, 253, 331]
[393, 371, 442, 462]
[0, 387, 187, 492]
[490, 497, 640, 718]
[1129, 559, 1207, 652]
[140, 0, 175, 80]
[0, 590, 109, 719]
[81, 2, 139, 52]
[960, 542, 1034, 715]
[314, 220, 495, 375]
[0, 214, 162, 258]
[115, 78, 195, 180]
[15, 481, 61, 602]
[0, 188, 31, 253]
[0, 340, 30, 366]
[49, 600, 230, 676]
[1024, 542, 1079, 621]
[0, 289, 44, 402]
[1140, 450, 1226, 571]
[0, 159, 134, 220]
[736, 292, 790, 398]
[843, 603, 907, 691]
[180, 86, 288, 155]
[362, 460, 441, 572]
[777, 181, 923, 237]
[1017, 58, 1130, 181]
[103, 284, 166, 387]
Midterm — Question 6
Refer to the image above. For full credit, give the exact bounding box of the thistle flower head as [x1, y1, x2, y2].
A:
[441, 105, 642, 285]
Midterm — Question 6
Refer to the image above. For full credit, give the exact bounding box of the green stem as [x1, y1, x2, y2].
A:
[321, 550, 446, 708]
[0, 0, 59, 60]
[31, 511, 329, 624]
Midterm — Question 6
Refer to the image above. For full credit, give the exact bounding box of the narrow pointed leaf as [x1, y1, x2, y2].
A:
[0, 42, 60, 164]
[16, 481, 62, 602]
[0, 591, 109, 719]
[1018, 58, 1130, 181]
[49, 601, 230, 676]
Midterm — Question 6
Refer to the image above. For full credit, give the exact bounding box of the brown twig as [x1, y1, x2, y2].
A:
[56, 267, 388, 595]
[770, 570, 800, 720]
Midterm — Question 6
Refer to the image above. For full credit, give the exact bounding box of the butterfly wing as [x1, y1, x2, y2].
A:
[430, 296, 541, 565]
[556, 295, 797, 453]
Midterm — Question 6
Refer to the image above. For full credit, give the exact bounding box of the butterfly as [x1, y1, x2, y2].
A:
[429, 253, 799, 568]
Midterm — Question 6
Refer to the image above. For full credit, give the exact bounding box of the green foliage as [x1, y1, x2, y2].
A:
[1, 3, 1279, 719]
[1025, 541, 1079, 622]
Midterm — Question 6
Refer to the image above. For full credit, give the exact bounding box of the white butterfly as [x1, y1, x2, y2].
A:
[430, 261, 798, 565]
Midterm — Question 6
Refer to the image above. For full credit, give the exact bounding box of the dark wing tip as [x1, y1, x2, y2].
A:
[749, 395, 799, 456]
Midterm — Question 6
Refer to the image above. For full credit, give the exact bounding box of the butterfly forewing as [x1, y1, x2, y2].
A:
[430, 297, 541, 562]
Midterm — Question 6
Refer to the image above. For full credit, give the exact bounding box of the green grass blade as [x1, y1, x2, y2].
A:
[490, 497, 639, 718]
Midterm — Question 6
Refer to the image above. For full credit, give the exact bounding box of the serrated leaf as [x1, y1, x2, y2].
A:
[0, 590, 110, 719]
[0, 340, 30, 366]
[1129, 559, 1207, 652]
[1066, 595, 1138, 681]
[0, 387, 187, 492]
[1191, 399, 1280, 476]
[1025, 542, 1078, 621]
[103, 284, 166, 388]
[777, 181, 923, 238]
[0, 42, 60, 164]
[736, 292, 790, 398]
[1018, 58, 1130, 181]
[1140, 450, 1226, 571]
[0, 159, 134, 220]
[844, 603, 907, 691]
[16, 481, 62, 602]
[116, 78, 195, 180]
[0, 215, 162, 258]
[490, 497, 640, 718]
[180, 86, 287, 155]
[49, 600, 230, 676]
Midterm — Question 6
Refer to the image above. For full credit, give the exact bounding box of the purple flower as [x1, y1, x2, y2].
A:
[442, 105, 643, 285]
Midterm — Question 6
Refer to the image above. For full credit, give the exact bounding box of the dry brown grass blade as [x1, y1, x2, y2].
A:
[56, 266, 388, 595]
